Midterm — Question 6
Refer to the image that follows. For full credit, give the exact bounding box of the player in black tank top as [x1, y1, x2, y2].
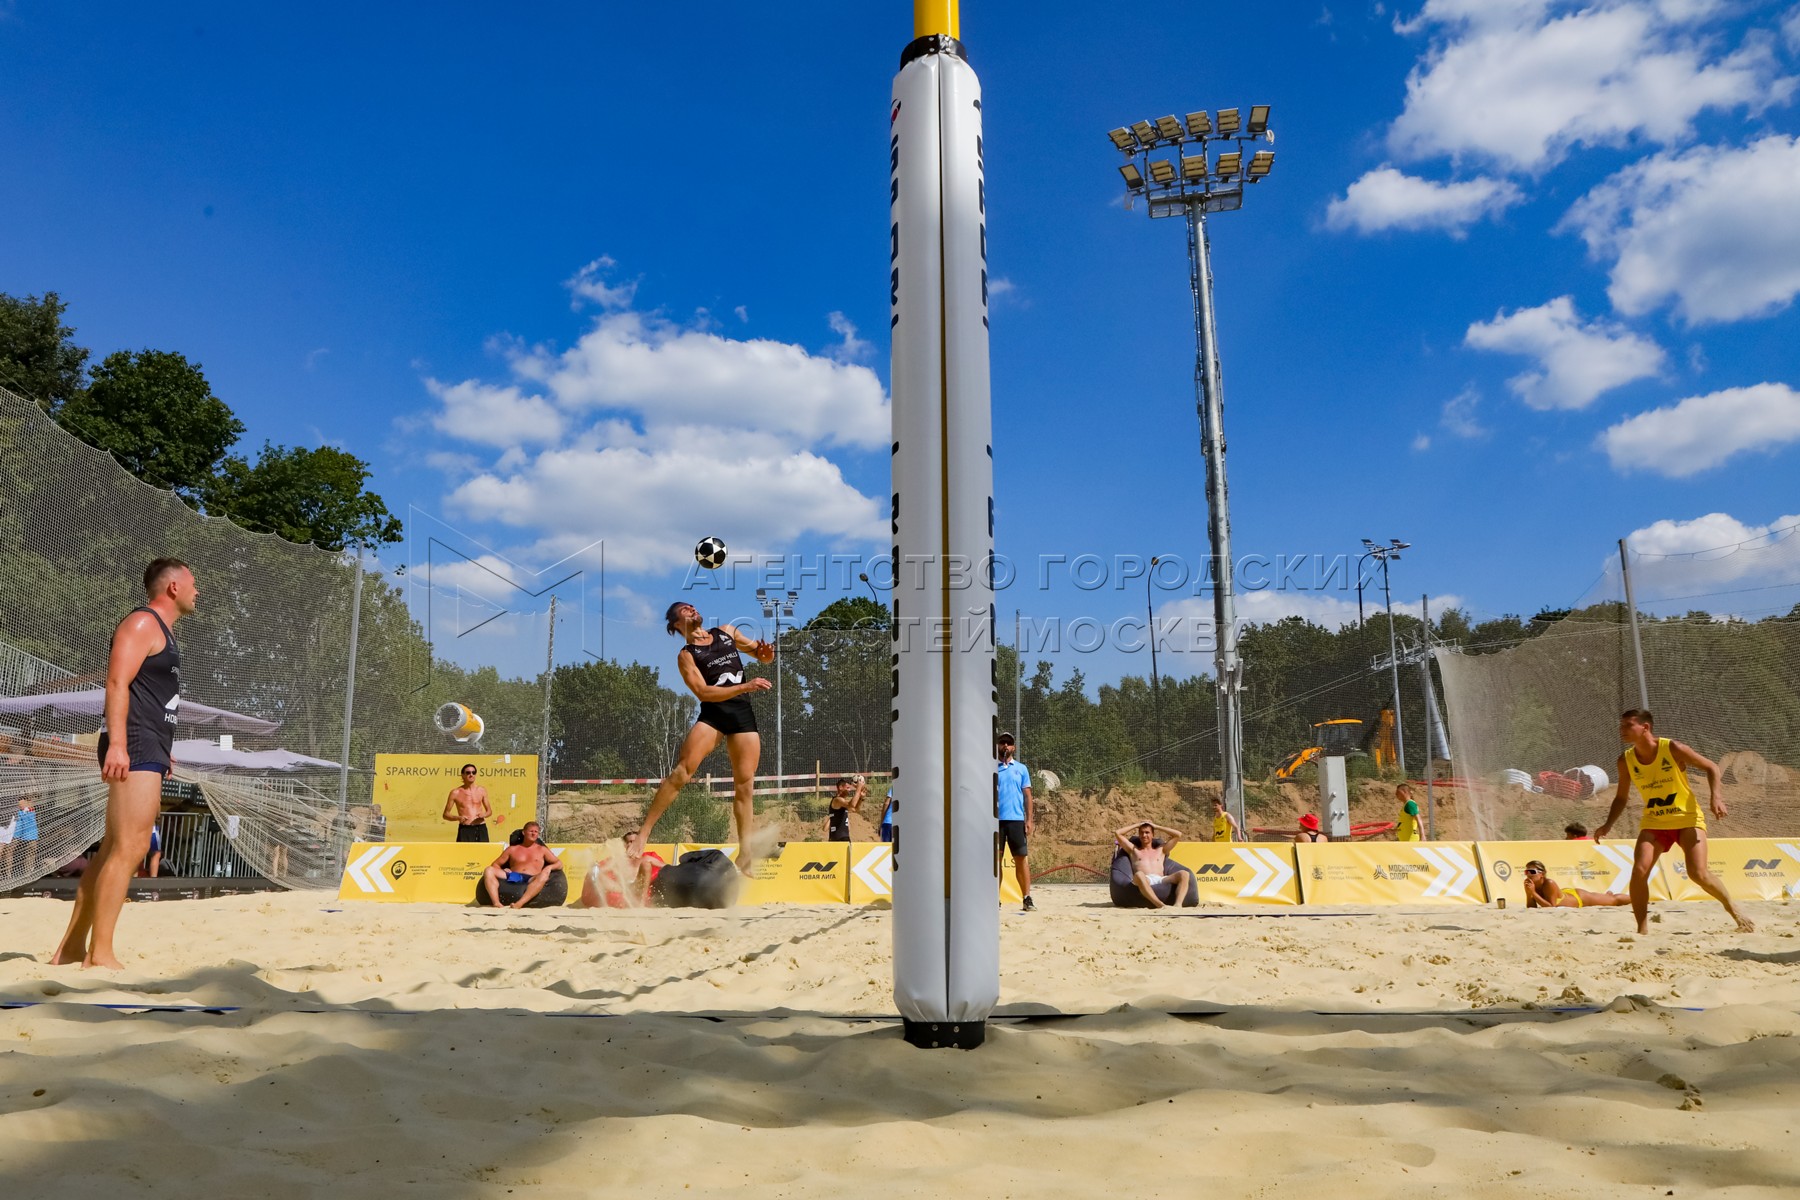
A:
[634, 602, 777, 877]
[54, 558, 199, 969]
[96, 605, 181, 772]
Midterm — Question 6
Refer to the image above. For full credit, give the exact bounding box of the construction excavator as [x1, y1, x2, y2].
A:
[1272, 712, 1399, 780]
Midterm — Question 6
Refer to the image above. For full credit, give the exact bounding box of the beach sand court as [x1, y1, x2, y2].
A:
[3, 887, 1798, 1198]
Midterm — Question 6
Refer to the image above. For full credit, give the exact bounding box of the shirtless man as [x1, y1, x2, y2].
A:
[1595, 709, 1753, 934]
[443, 763, 502, 842]
[1115, 820, 1188, 909]
[481, 821, 562, 908]
[1521, 860, 1630, 910]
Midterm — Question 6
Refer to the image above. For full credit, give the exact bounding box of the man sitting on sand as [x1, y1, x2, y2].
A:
[1114, 820, 1188, 909]
[1521, 860, 1630, 909]
[579, 831, 665, 908]
[480, 821, 562, 909]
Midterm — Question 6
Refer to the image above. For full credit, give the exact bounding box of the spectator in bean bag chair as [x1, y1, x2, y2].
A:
[474, 820, 567, 908]
[1109, 819, 1199, 908]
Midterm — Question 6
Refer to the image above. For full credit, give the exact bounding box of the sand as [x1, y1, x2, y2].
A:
[3, 889, 1799, 1198]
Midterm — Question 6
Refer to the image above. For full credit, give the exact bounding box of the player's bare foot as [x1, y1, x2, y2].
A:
[1636, 920, 1649, 935]
[83, 953, 124, 970]
[736, 857, 756, 879]
[48, 945, 81, 966]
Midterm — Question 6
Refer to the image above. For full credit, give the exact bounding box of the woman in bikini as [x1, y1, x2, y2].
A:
[1521, 860, 1630, 909]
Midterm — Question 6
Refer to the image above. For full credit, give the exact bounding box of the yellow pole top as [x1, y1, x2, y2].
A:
[914, 0, 959, 39]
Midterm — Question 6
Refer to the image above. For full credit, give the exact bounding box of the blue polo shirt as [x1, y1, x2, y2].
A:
[996, 760, 1031, 821]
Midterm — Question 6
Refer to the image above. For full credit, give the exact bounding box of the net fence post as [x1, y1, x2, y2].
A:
[1618, 538, 1650, 711]
[337, 545, 364, 818]
[538, 594, 557, 831]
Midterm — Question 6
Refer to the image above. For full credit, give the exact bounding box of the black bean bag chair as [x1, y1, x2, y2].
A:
[1109, 847, 1199, 908]
[473, 868, 567, 908]
[652, 848, 741, 909]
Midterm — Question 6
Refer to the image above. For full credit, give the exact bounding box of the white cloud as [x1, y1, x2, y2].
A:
[1412, 432, 1433, 451]
[447, 442, 883, 573]
[1785, 5, 1800, 53]
[565, 256, 638, 311]
[1439, 383, 1491, 437]
[1464, 296, 1664, 409]
[1325, 167, 1522, 235]
[825, 311, 873, 363]
[1388, 1, 1792, 171]
[1599, 382, 1800, 475]
[508, 311, 889, 450]
[424, 260, 893, 574]
[1560, 135, 1800, 323]
[734, 305, 749, 323]
[427, 378, 566, 447]
[1622, 510, 1800, 602]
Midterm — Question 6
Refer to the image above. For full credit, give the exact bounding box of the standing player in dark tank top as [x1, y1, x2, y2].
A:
[634, 602, 775, 876]
[52, 557, 198, 969]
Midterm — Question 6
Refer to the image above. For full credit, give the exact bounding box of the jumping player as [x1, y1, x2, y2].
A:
[1595, 709, 1754, 934]
[52, 558, 196, 968]
[635, 602, 774, 875]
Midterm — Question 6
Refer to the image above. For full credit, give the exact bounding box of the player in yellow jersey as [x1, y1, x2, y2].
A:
[1210, 796, 1243, 842]
[1395, 783, 1421, 842]
[1595, 709, 1753, 934]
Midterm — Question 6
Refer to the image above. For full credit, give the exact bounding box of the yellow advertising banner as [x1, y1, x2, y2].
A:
[1660, 837, 1800, 903]
[846, 842, 894, 905]
[1476, 840, 1670, 907]
[1296, 842, 1488, 906]
[675, 842, 850, 904]
[370, 753, 538, 843]
[1164, 843, 1302, 906]
[338, 840, 671, 907]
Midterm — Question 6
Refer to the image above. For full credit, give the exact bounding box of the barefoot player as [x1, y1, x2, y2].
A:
[635, 602, 773, 876]
[1595, 709, 1754, 934]
[52, 558, 196, 969]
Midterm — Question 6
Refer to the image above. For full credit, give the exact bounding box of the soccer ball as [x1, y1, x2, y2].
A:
[694, 536, 728, 569]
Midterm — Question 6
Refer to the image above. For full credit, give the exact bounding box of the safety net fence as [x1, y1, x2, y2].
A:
[1436, 527, 1800, 841]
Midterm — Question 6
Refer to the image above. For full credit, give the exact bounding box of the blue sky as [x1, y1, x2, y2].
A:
[5, 0, 1798, 688]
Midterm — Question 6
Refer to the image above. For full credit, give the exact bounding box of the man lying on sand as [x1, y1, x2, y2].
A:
[1114, 820, 1188, 909]
[481, 822, 562, 909]
[579, 832, 664, 908]
[1520, 860, 1630, 910]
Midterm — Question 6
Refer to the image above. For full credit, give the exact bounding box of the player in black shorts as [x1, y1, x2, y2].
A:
[635, 602, 775, 875]
[54, 557, 197, 968]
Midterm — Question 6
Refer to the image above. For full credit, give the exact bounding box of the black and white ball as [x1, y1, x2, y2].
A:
[694, 536, 729, 569]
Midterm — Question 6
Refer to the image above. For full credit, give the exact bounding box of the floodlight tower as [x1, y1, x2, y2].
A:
[1108, 106, 1275, 835]
[756, 588, 799, 786]
[1363, 538, 1411, 777]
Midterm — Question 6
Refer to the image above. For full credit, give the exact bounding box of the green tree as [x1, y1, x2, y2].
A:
[0, 291, 89, 413]
[57, 349, 244, 502]
[204, 441, 403, 550]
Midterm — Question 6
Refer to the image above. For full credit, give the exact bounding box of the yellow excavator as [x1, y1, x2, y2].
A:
[1273, 717, 1381, 780]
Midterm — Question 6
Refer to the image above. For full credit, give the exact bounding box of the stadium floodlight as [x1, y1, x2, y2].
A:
[1361, 539, 1413, 779]
[1103, 98, 1278, 840]
[1247, 105, 1270, 134]
[1108, 127, 1135, 151]
[757, 588, 800, 791]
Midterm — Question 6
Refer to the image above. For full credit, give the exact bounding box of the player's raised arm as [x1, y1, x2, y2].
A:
[723, 624, 775, 663]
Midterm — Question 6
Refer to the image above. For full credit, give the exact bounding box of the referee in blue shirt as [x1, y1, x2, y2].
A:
[996, 732, 1035, 912]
